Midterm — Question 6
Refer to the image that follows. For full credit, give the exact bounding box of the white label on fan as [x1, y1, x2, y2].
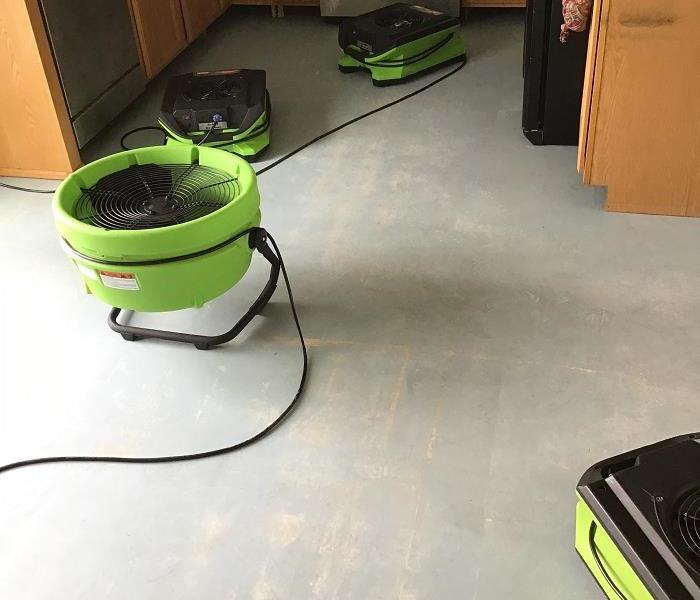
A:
[76, 263, 98, 281]
[98, 270, 140, 291]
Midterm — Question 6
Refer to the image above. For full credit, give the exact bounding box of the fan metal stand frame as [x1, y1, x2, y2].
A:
[107, 229, 280, 350]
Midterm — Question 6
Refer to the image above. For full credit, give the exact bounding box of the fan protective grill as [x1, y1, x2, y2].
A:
[676, 489, 700, 564]
[73, 163, 240, 231]
[185, 76, 243, 101]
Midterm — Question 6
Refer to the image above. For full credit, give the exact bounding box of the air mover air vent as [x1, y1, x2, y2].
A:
[185, 76, 244, 102]
[74, 163, 240, 231]
[676, 489, 700, 563]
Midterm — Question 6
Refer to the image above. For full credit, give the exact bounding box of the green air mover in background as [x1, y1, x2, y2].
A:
[338, 3, 466, 86]
[53, 145, 280, 350]
[576, 434, 700, 600]
[159, 70, 271, 161]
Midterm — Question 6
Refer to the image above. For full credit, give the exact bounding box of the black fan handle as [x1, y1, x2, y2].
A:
[588, 521, 630, 600]
[107, 229, 279, 350]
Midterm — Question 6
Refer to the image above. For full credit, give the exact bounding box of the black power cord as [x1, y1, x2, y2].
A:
[0, 232, 307, 475]
[0, 182, 55, 194]
[0, 60, 465, 474]
[256, 57, 466, 175]
[120, 125, 168, 151]
[1, 59, 465, 195]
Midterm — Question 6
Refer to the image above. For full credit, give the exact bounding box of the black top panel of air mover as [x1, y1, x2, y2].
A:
[579, 434, 700, 598]
[338, 3, 459, 56]
[160, 69, 267, 136]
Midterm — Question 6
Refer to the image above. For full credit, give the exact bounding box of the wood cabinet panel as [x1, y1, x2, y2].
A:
[181, 0, 226, 41]
[129, 0, 187, 79]
[0, 0, 80, 178]
[581, 0, 700, 216]
[577, 0, 608, 181]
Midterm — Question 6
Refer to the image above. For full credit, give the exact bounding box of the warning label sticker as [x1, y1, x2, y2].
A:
[98, 270, 140, 291]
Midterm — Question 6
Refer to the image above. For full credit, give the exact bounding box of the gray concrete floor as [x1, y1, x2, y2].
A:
[1, 7, 699, 600]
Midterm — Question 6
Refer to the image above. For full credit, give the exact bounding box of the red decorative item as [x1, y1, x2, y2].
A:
[561, 0, 593, 43]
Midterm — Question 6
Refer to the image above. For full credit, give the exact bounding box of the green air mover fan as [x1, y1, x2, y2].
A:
[158, 70, 271, 161]
[53, 145, 279, 350]
[338, 3, 466, 86]
[576, 434, 700, 600]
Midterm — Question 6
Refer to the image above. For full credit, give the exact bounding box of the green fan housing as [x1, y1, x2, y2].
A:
[339, 28, 466, 86]
[575, 495, 655, 599]
[53, 145, 261, 313]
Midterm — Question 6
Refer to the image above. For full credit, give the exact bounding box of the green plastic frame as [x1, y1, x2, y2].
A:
[53, 145, 261, 313]
[338, 28, 466, 85]
[159, 108, 271, 160]
[575, 494, 655, 600]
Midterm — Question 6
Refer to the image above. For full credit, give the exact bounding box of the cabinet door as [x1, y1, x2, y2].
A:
[181, 0, 225, 42]
[585, 0, 700, 216]
[577, 0, 606, 179]
[129, 0, 187, 79]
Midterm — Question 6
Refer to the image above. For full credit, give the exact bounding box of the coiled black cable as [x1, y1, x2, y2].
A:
[0, 232, 307, 475]
[0, 58, 464, 474]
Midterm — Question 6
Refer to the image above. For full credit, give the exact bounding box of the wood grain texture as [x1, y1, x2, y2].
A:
[583, 0, 700, 216]
[129, 0, 187, 79]
[0, 0, 81, 179]
[181, 0, 226, 41]
[580, 0, 611, 186]
[577, 0, 603, 176]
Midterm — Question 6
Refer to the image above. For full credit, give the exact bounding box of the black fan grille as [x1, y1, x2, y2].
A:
[185, 77, 242, 101]
[74, 163, 240, 230]
[676, 489, 700, 564]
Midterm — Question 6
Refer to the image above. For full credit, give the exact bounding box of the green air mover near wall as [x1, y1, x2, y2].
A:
[162, 108, 271, 160]
[53, 145, 261, 314]
[338, 3, 466, 86]
[576, 434, 700, 600]
[159, 70, 271, 161]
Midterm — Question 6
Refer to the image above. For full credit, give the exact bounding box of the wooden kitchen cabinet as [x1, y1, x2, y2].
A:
[0, 0, 81, 178]
[181, 0, 230, 42]
[578, 0, 700, 217]
[129, 0, 188, 79]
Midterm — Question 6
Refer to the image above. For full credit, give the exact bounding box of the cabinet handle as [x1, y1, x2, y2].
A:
[619, 14, 675, 28]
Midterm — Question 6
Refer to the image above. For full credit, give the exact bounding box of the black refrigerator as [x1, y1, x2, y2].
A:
[522, 0, 590, 145]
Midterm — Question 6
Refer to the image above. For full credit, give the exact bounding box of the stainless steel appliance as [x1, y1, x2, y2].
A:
[321, 0, 461, 18]
[39, 0, 146, 147]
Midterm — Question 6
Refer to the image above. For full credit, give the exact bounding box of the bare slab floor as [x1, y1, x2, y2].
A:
[1, 8, 698, 600]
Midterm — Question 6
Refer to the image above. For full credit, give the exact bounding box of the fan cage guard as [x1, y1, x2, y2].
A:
[54, 145, 259, 263]
[675, 489, 700, 565]
[53, 145, 264, 315]
[73, 163, 242, 231]
[185, 76, 244, 102]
